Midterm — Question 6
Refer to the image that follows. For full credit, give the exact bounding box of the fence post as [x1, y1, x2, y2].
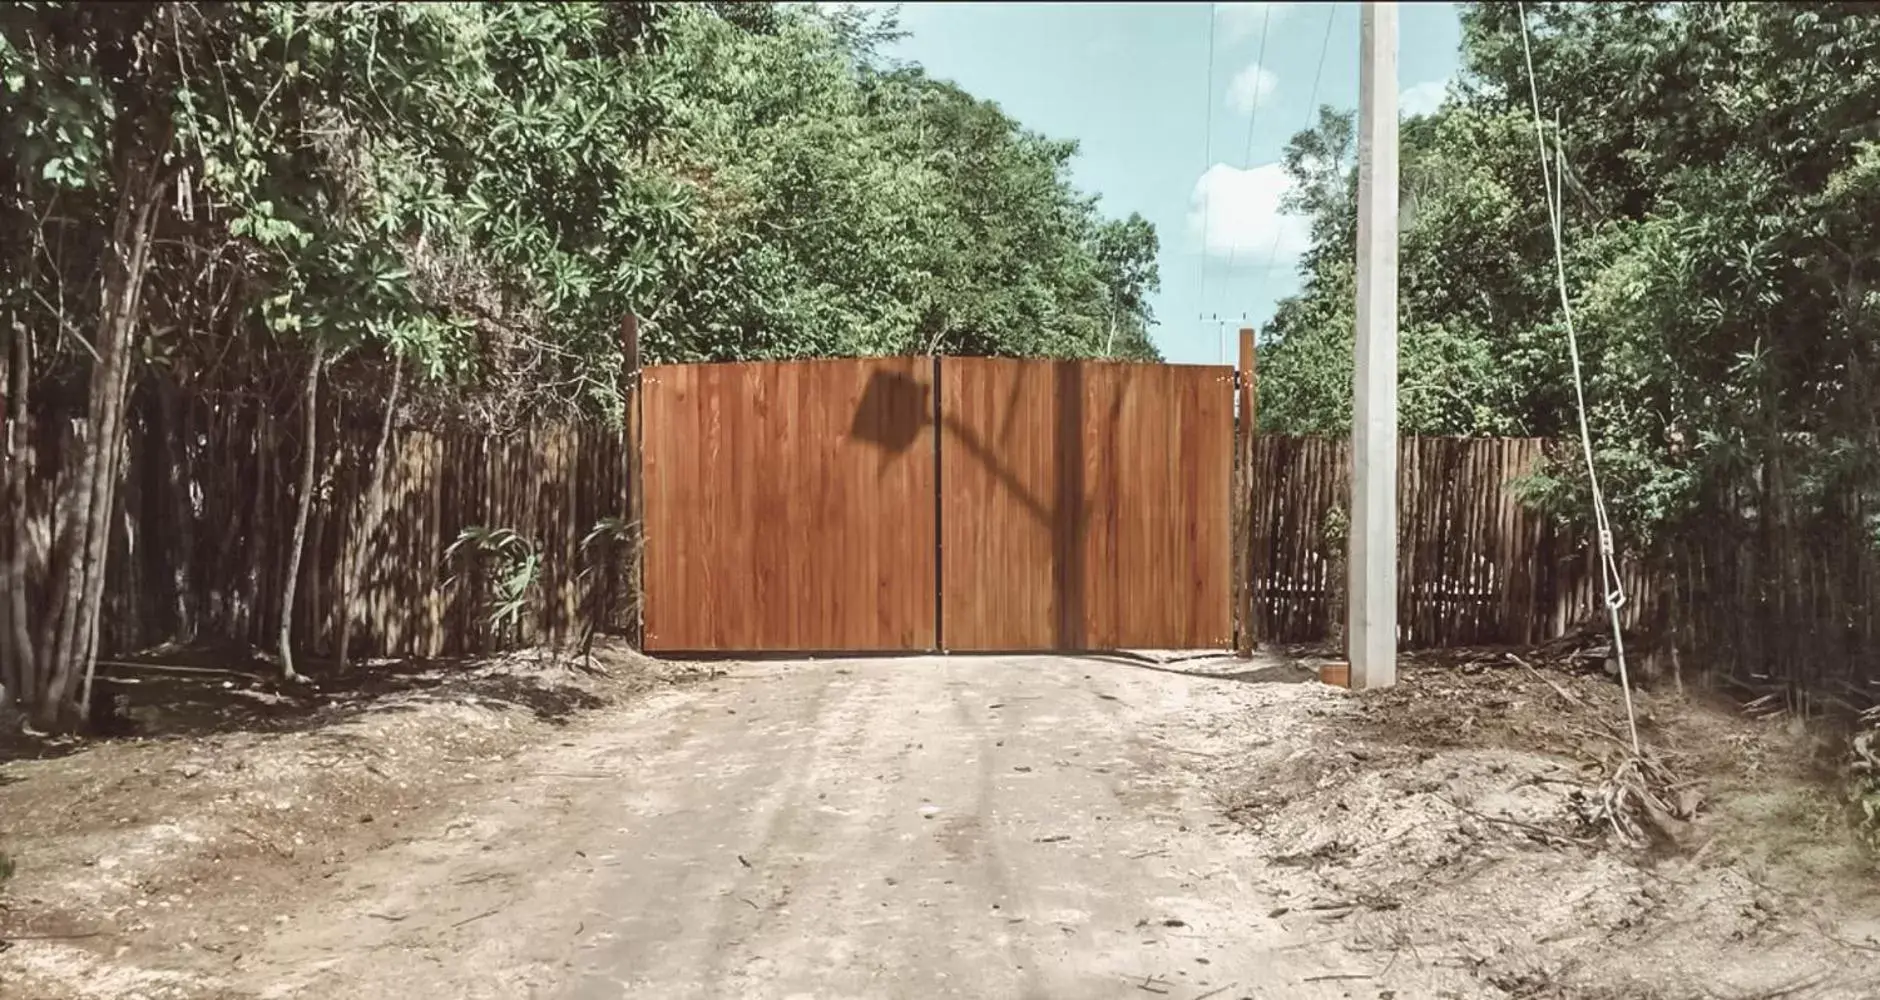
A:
[621, 313, 644, 650]
[1235, 327, 1258, 657]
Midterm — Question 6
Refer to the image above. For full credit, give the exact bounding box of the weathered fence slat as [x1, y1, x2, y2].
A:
[1248, 433, 1571, 650]
[53, 383, 634, 664]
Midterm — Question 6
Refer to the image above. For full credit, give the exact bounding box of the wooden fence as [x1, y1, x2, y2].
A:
[1641, 505, 1880, 708]
[25, 390, 1633, 664]
[1240, 433, 1880, 708]
[14, 364, 1877, 712]
[939, 357, 1233, 651]
[1247, 434, 1628, 649]
[44, 383, 634, 663]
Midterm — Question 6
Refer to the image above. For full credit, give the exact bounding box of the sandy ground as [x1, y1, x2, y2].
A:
[4, 648, 1880, 1000]
[226, 654, 1401, 1000]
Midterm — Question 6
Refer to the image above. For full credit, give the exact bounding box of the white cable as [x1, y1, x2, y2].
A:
[1224, 0, 1277, 278]
[1515, 2, 1640, 755]
[1197, 3, 1219, 315]
[1258, 2, 1340, 279]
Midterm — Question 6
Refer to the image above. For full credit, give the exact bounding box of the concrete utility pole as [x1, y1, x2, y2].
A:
[1350, 1, 1399, 690]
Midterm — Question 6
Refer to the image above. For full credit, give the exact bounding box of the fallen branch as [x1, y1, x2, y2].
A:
[1508, 652, 1582, 708]
[451, 904, 505, 929]
[92, 661, 255, 677]
[1451, 805, 1597, 847]
[1576, 752, 1690, 849]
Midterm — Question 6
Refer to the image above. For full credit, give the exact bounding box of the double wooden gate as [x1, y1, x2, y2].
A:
[639, 356, 1235, 653]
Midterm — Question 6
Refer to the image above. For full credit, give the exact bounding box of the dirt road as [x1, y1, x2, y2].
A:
[234, 655, 1405, 1000]
[11, 649, 1876, 1000]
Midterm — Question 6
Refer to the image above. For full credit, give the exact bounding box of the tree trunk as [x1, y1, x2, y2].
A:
[246, 408, 271, 639]
[1, 317, 31, 717]
[36, 167, 162, 731]
[279, 343, 325, 683]
[155, 379, 196, 639]
[337, 358, 402, 672]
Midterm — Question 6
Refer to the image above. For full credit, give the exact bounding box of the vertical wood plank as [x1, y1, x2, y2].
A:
[642, 358, 937, 651]
[621, 314, 644, 649]
[1235, 327, 1257, 656]
[940, 358, 1233, 652]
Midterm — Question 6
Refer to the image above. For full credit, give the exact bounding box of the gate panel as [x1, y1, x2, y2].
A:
[940, 358, 1234, 651]
[936, 358, 1061, 650]
[641, 358, 937, 651]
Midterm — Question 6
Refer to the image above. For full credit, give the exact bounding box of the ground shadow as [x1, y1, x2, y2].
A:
[640, 647, 1320, 686]
[0, 641, 611, 764]
[1078, 651, 1321, 685]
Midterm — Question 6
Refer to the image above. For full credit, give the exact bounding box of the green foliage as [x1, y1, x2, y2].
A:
[578, 516, 637, 585]
[1256, 2, 1880, 548]
[580, 517, 636, 556]
[449, 518, 634, 648]
[445, 526, 541, 639]
[1321, 503, 1348, 550]
[2, 1, 1162, 424]
[0, 1, 1162, 723]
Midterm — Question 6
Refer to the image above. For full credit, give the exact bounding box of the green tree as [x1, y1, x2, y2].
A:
[1256, 2, 1880, 694]
[1266, 2, 1880, 532]
[0, 0, 1166, 727]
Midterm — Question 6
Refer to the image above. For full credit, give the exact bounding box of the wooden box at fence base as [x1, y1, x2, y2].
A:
[639, 357, 939, 652]
[938, 357, 1235, 652]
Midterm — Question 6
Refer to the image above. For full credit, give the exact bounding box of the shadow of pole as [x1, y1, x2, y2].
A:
[852, 361, 1097, 648]
[1051, 360, 1085, 651]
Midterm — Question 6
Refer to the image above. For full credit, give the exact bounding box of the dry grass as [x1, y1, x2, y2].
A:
[1209, 642, 1880, 1000]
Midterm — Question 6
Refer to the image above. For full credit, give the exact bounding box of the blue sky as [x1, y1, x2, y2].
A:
[871, 2, 1464, 364]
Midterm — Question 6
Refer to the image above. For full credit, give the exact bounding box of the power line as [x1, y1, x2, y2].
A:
[1258, 1, 1340, 281]
[1223, 0, 1277, 275]
[1196, 3, 1219, 316]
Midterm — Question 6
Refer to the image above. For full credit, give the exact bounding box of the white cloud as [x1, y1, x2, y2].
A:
[1401, 77, 1451, 118]
[1187, 162, 1313, 267]
[1226, 62, 1279, 114]
[1216, 3, 1296, 44]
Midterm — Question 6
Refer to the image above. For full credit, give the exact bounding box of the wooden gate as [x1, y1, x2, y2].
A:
[640, 356, 1234, 653]
[939, 358, 1234, 651]
[640, 358, 938, 651]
